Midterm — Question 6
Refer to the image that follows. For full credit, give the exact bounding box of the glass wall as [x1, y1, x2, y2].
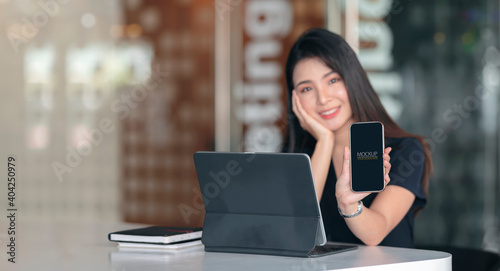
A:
[385, 0, 500, 251]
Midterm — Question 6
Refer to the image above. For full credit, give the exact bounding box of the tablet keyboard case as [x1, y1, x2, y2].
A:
[194, 152, 327, 257]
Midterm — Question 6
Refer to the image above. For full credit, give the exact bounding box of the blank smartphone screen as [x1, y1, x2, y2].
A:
[350, 122, 385, 192]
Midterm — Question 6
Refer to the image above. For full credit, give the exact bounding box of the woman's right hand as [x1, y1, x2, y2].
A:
[292, 90, 334, 142]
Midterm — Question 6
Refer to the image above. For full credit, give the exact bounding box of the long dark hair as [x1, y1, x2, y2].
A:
[283, 28, 433, 198]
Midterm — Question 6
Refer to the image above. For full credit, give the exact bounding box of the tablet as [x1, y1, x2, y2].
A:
[193, 151, 357, 257]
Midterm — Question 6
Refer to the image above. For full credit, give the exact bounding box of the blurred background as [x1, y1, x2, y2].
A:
[0, 0, 498, 254]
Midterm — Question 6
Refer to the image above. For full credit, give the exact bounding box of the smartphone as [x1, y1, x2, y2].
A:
[349, 121, 385, 193]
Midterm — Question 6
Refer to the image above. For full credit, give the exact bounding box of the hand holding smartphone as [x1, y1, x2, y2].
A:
[349, 122, 385, 193]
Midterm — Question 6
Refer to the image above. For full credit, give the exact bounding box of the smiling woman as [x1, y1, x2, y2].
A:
[282, 28, 433, 248]
[292, 58, 352, 133]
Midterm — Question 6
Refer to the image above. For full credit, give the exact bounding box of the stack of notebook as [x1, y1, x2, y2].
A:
[108, 226, 203, 250]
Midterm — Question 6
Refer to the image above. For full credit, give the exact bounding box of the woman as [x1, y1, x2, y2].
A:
[283, 28, 432, 248]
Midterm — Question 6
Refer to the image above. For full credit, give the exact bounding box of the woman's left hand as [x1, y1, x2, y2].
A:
[335, 146, 392, 214]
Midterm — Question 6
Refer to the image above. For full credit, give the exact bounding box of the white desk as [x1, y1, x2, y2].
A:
[0, 220, 451, 271]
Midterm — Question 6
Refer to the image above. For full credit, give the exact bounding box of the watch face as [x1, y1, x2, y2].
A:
[350, 122, 385, 192]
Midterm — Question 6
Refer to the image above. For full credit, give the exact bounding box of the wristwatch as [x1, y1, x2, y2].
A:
[338, 201, 363, 218]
